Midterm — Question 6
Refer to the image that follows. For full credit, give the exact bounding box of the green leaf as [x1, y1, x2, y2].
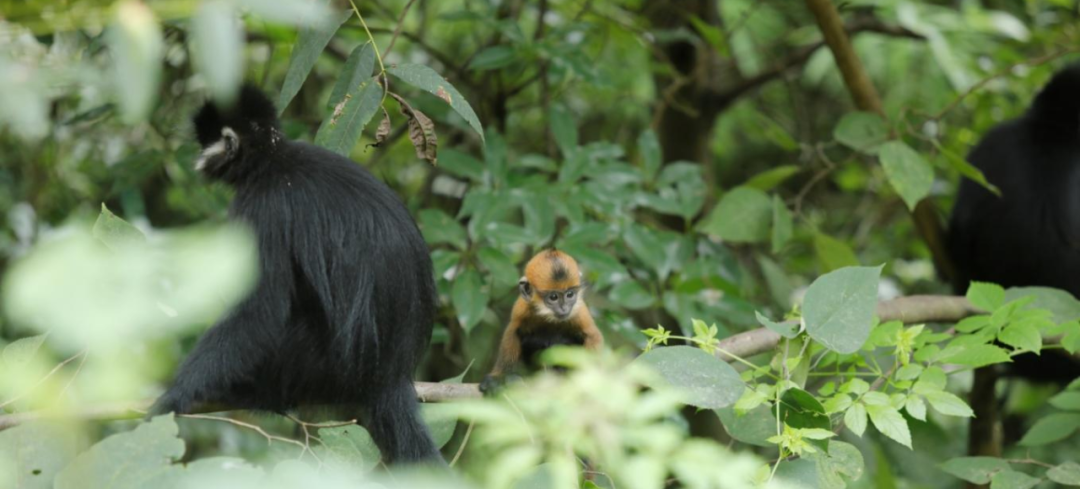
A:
[638, 129, 661, 180]
[54, 416, 185, 489]
[1050, 391, 1080, 411]
[905, 396, 927, 421]
[451, 268, 488, 333]
[609, 280, 656, 310]
[549, 104, 578, 157]
[314, 75, 382, 155]
[439, 149, 485, 181]
[998, 322, 1041, 353]
[878, 140, 934, 210]
[771, 194, 793, 253]
[278, 9, 352, 112]
[0, 422, 79, 489]
[941, 344, 1011, 368]
[1004, 286, 1080, 323]
[476, 247, 518, 290]
[1048, 462, 1080, 485]
[745, 165, 800, 191]
[937, 143, 1000, 196]
[923, 390, 974, 417]
[93, 204, 147, 251]
[803, 266, 882, 354]
[387, 63, 485, 142]
[698, 187, 772, 243]
[421, 403, 459, 450]
[756, 311, 799, 338]
[1019, 412, 1080, 446]
[635, 346, 745, 409]
[109, 1, 163, 122]
[316, 425, 381, 472]
[812, 441, 866, 489]
[190, 1, 244, 105]
[865, 404, 912, 449]
[940, 457, 1011, 484]
[758, 255, 794, 309]
[814, 233, 859, 272]
[779, 388, 831, 451]
[834, 112, 888, 153]
[1, 334, 46, 366]
[418, 209, 467, 250]
[327, 42, 376, 110]
[968, 282, 1006, 312]
[845, 402, 868, 436]
[468, 45, 516, 71]
[623, 224, 691, 281]
[716, 405, 776, 447]
[989, 470, 1039, 489]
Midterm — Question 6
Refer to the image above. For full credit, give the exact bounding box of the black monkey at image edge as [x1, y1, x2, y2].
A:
[148, 85, 442, 464]
[948, 63, 1080, 384]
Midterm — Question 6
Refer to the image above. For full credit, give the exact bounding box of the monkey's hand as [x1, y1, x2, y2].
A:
[479, 373, 523, 396]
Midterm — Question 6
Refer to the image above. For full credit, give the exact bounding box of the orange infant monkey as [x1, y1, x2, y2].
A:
[481, 249, 603, 393]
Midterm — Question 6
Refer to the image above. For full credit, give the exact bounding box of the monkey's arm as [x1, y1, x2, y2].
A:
[578, 306, 603, 350]
[480, 318, 523, 395]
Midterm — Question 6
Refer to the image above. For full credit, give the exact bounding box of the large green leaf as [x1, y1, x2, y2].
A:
[814, 233, 859, 272]
[878, 140, 934, 210]
[1048, 462, 1080, 486]
[190, 1, 244, 105]
[803, 266, 882, 354]
[387, 64, 485, 142]
[989, 470, 1039, 489]
[865, 404, 911, 449]
[278, 9, 352, 112]
[1019, 412, 1080, 446]
[316, 425, 381, 472]
[93, 204, 146, 250]
[698, 187, 772, 243]
[1005, 286, 1080, 323]
[314, 75, 382, 155]
[716, 405, 776, 447]
[0, 422, 80, 489]
[940, 457, 1011, 484]
[635, 346, 745, 409]
[451, 268, 488, 333]
[327, 42, 376, 110]
[54, 416, 185, 489]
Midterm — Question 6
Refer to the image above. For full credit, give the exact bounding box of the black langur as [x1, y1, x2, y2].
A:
[480, 249, 603, 393]
[149, 85, 441, 464]
[948, 63, 1080, 456]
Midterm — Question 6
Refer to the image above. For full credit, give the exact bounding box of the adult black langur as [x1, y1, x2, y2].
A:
[948, 63, 1080, 457]
[149, 85, 442, 464]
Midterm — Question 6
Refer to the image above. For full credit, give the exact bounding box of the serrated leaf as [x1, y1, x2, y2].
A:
[968, 282, 1006, 312]
[878, 140, 934, 210]
[698, 187, 772, 243]
[451, 268, 488, 333]
[314, 75, 381, 155]
[1019, 412, 1080, 446]
[834, 112, 888, 152]
[328, 42, 376, 110]
[845, 402, 868, 436]
[989, 470, 1039, 489]
[803, 266, 882, 354]
[635, 346, 745, 409]
[940, 457, 1011, 484]
[865, 404, 912, 448]
[923, 390, 974, 417]
[1048, 462, 1080, 485]
[905, 396, 927, 421]
[998, 322, 1041, 353]
[387, 63, 484, 142]
[941, 344, 1011, 368]
[278, 9, 352, 112]
[771, 194, 793, 253]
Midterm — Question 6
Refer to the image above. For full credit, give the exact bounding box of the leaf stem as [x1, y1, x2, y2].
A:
[349, 0, 386, 75]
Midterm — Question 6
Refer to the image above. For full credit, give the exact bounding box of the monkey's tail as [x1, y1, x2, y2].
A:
[364, 378, 444, 465]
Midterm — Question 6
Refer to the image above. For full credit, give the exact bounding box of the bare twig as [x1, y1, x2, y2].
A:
[382, 0, 418, 59]
[449, 420, 474, 466]
[182, 413, 308, 452]
[0, 350, 86, 409]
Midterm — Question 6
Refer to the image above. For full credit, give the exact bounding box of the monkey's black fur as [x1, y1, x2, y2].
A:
[949, 63, 1080, 383]
[150, 85, 442, 464]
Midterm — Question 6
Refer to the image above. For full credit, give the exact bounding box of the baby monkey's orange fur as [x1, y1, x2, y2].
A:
[481, 250, 603, 393]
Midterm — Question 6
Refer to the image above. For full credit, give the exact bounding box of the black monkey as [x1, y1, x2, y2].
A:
[149, 85, 442, 464]
[948, 63, 1080, 456]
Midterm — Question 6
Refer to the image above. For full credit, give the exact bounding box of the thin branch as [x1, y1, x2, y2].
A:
[0, 350, 86, 409]
[382, 0, 418, 59]
[182, 413, 308, 452]
[449, 420, 474, 466]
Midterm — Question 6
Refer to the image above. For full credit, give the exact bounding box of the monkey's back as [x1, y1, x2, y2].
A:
[229, 141, 436, 406]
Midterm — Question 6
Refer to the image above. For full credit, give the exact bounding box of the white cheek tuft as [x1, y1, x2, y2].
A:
[194, 126, 239, 171]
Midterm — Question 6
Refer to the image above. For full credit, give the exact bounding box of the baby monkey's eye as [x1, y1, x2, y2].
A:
[548, 293, 559, 301]
[566, 291, 575, 299]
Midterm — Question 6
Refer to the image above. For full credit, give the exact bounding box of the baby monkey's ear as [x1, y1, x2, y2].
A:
[518, 277, 532, 301]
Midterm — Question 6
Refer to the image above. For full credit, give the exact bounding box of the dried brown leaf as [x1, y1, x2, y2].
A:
[390, 92, 438, 165]
[374, 107, 391, 146]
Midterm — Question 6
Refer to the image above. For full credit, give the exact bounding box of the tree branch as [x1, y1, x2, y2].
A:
[0, 295, 976, 431]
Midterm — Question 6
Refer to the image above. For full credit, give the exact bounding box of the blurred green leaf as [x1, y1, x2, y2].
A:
[477, 247, 519, 291]
[771, 194, 792, 253]
[387, 64, 485, 142]
[440, 149, 485, 181]
[803, 266, 881, 354]
[1019, 412, 1080, 446]
[278, 9, 352, 112]
[418, 209, 467, 250]
[814, 233, 859, 273]
[0, 422, 79, 489]
[1047, 462, 1080, 485]
[609, 280, 655, 310]
[108, 1, 162, 123]
[549, 104, 578, 157]
[698, 187, 772, 243]
[637, 129, 661, 180]
[878, 141, 934, 210]
[235, 0, 332, 27]
[923, 390, 974, 417]
[967, 282, 1005, 311]
[55, 416, 184, 489]
[452, 268, 488, 333]
[745, 165, 800, 191]
[834, 112, 888, 153]
[93, 204, 146, 251]
[940, 457, 1010, 484]
[636, 346, 745, 409]
[190, 1, 244, 105]
[316, 424, 381, 472]
[936, 143, 1000, 196]
[941, 344, 1011, 368]
[989, 470, 1039, 489]
[469, 45, 516, 71]
[421, 403, 460, 449]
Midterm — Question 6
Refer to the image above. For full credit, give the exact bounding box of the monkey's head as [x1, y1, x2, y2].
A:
[1031, 62, 1080, 135]
[520, 249, 584, 321]
[192, 85, 283, 183]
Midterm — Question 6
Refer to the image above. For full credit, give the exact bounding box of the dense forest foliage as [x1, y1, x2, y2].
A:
[2, 0, 1080, 488]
